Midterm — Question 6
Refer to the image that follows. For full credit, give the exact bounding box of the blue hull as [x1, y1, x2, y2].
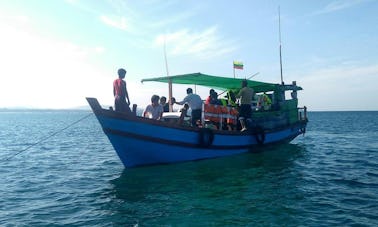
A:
[87, 98, 307, 167]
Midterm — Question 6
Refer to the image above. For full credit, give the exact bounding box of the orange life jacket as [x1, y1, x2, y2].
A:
[204, 104, 221, 123]
[227, 107, 238, 125]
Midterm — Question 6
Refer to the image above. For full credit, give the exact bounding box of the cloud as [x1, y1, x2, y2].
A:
[148, 9, 197, 29]
[298, 63, 378, 111]
[313, 0, 370, 15]
[100, 15, 129, 31]
[68, 1, 236, 60]
[0, 15, 109, 109]
[155, 26, 237, 59]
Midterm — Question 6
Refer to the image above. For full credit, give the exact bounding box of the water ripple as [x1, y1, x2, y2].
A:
[1, 111, 378, 226]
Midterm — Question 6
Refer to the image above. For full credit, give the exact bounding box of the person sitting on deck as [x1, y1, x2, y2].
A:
[205, 89, 221, 105]
[205, 89, 215, 104]
[178, 104, 190, 126]
[160, 96, 170, 112]
[143, 95, 164, 120]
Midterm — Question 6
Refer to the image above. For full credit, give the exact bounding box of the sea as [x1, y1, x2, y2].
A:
[0, 110, 377, 226]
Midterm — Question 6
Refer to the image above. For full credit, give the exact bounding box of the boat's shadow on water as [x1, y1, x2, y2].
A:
[109, 143, 307, 202]
[105, 143, 309, 225]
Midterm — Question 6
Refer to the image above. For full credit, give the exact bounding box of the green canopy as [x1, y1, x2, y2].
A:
[141, 72, 278, 93]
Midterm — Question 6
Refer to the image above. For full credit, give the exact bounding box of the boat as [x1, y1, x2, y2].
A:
[87, 72, 308, 168]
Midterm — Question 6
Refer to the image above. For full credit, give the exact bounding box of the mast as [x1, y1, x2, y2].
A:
[278, 6, 284, 85]
[164, 36, 173, 112]
[233, 62, 235, 78]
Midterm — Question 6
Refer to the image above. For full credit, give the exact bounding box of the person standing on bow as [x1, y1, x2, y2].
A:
[236, 80, 254, 131]
[113, 68, 131, 112]
[172, 88, 203, 127]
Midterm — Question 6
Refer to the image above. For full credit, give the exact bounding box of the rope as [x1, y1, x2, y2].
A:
[2, 112, 94, 161]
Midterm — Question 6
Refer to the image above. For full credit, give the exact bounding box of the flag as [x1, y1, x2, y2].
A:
[233, 61, 243, 70]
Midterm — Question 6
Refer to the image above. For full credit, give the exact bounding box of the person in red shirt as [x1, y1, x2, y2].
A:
[113, 68, 131, 112]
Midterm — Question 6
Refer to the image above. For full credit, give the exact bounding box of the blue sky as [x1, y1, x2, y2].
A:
[0, 0, 377, 110]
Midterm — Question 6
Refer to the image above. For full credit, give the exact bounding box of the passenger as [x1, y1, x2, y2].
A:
[261, 92, 272, 110]
[172, 88, 203, 127]
[205, 89, 215, 104]
[219, 96, 228, 106]
[113, 68, 131, 112]
[291, 90, 297, 99]
[227, 90, 237, 107]
[160, 96, 169, 112]
[180, 103, 190, 116]
[178, 103, 190, 125]
[235, 80, 254, 131]
[210, 91, 221, 105]
[143, 95, 164, 120]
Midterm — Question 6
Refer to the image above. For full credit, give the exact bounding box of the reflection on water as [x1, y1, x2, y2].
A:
[107, 144, 307, 225]
[111, 143, 306, 197]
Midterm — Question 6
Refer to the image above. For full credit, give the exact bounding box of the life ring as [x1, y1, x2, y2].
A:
[253, 126, 265, 145]
[198, 128, 214, 147]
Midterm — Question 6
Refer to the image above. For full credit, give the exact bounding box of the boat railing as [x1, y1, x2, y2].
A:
[298, 106, 307, 121]
[202, 104, 238, 130]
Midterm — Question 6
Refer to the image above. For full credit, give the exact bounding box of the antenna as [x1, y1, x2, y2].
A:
[278, 6, 284, 85]
[164, 36, 170, 77]
[247, 72, 260, 80]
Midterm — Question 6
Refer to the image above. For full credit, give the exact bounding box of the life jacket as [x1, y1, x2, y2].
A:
[227, 91, 237, 107]
[219, 99, 228, 106]
[262, 94, 272, 105]
[204, 104, 222, 123]
[226, 107, 239, 125]
[204, 104, 238, 127]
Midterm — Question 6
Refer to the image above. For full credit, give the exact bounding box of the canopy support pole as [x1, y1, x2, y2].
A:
[164, 36, 173, 112]
[169, 79, 173, 112]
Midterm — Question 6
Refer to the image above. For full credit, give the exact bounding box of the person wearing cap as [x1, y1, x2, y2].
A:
[172, 88, 203, 127]
[113, 68, 131, 112]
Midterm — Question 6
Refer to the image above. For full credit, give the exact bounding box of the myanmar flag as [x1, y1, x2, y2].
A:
[233, 61, 243, 70]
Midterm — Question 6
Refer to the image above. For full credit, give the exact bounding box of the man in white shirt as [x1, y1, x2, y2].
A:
[173, 88, 203, 126]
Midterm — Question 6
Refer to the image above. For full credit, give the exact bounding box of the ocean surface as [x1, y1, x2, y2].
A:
[0, 110, 377, 226]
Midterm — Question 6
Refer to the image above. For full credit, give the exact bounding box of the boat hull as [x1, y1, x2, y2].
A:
[87, 98, 306, 167]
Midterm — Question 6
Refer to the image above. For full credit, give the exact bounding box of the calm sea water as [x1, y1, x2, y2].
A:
[0, 110, 377, 226]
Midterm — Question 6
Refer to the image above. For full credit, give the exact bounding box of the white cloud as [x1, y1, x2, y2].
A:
[0, 15, 110, 109]
[313, 0, 370, 15]
[149, 10, 197, 29]
[297, 64, 378, 111]
[100, 15, 129, 31]
[155, 27, 237, 59]
[94, 46, 106, 54]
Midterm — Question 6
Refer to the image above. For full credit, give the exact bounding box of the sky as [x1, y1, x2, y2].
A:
[0, 0, 377, 111]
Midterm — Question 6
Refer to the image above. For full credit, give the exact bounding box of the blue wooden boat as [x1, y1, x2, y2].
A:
[87, 73, 307, 167]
